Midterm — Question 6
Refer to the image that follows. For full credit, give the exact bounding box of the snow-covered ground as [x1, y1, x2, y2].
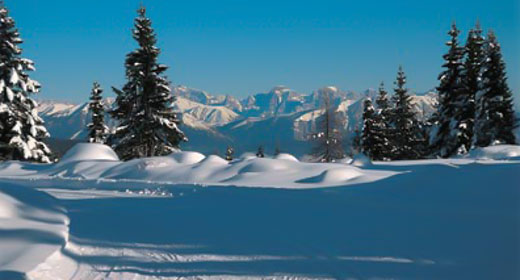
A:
[0, 144, 519, 279]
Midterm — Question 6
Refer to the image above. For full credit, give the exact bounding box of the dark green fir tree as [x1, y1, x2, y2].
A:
[389, 66, 421, 160]
[110, 6, 187, 160]
[431, 23, 467, 157]
[474, 30, 517, 146]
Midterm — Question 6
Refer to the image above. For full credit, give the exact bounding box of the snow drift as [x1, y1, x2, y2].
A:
[0, 143, 397, 189]
[0, 183, 68, 278]
[465, 144, 520, 160]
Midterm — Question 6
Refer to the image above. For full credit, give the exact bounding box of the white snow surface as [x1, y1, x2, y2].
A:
[0, 144, 395, 188]
[464, 144, 520, 160]
[0, 183, 68, 278]
[0, 143, 519, 279]
[59, 143, 120, 163]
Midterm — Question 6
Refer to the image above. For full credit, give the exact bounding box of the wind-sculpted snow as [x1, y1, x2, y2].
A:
[0, 183, 69, 279]
[0, 144, 396, 189]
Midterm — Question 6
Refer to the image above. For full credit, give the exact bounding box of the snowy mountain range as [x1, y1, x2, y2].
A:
[37, 85, 446, 156]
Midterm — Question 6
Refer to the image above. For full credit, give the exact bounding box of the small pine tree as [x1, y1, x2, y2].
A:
[87, 82, 109, 144]
[110, 6, 187, 160]
[474, 31, 517, 146]
[256, 146, 265, 158]
[389, 66, 421, 160]
[431, 23, 467, 157]
[311, 91, 344, 162]
[274, 146, 281, 156]
[225, 146, 234, 161]
[0, 3, 51, 162]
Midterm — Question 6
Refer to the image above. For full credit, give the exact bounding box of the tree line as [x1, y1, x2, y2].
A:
[358, 22, 517, 161]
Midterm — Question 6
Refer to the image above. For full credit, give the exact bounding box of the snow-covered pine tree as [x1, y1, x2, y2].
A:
[474, 30, 517, 146]
[430, 23, 467, 157]
[311, 91, 344, 162]
[389, 66, 421, 160]
[87, 82, 108, 144]
[256, 146, 265, 158]
[361, 99, 378, 159]
[0, 3, 51, 162]
[374, 82, 393, 160]
[110, 6, 187, 160]
[225, 146, 234, 161]
[460, 21, 485, 150]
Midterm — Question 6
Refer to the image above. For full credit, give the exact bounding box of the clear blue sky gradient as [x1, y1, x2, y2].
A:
[6, 0, 520, 106]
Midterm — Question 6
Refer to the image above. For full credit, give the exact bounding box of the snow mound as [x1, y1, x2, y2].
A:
[0, 150, 397, 189]
[351, 153, 372, 167]
[274, 153, 299, 162]
[60, 143, 119, 163]
[239, 158, 290, 173]
[467, 145, 520, 160]
[298, 167, 363, 184]
[337, 157, 353, 164]
[239, 152, 257, 160]
[169, 151, 206, 164]
[199, 155, 228, 165]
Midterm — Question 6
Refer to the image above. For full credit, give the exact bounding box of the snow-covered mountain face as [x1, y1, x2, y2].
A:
[37, 85, 438, 156]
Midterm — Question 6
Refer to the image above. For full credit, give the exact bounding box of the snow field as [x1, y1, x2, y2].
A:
[0, 143, 519, 279]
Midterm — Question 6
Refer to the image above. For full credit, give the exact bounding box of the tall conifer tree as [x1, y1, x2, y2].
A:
[389, 66, 420, 160]
[0, 2, 51, 162]
[361, 99, 378, 159]
[474, 31, 517, 146]
[374, 82, 393, 160]
[111, 6, 187, 160]
[431, 23, 466, 157]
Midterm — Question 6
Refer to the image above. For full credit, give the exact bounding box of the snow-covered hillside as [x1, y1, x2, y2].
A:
[0, 143, 518, 279]
[38, 85, 438, 157]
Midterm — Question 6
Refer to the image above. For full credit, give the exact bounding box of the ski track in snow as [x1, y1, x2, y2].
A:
[30, 238, 433, 280]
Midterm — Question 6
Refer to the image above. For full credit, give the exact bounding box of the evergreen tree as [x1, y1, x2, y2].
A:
[389, 66, 421, 160]
[311, 91, 344, 162]
[459, 21, 485, 150]
[431, 23, 467, 157]
[0, 3, 51, 162]
[110, 6, 187, 160]
[474, 31, 517, 146]
[87, 82, 108, 144]
[374, 82, 393, 160]
[256, 145, 265, 158]
[361, 99, 378, 159]
[225, 146, 234, 161]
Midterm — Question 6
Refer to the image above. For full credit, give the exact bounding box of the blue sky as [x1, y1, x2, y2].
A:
[6, 0, 520, 106]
